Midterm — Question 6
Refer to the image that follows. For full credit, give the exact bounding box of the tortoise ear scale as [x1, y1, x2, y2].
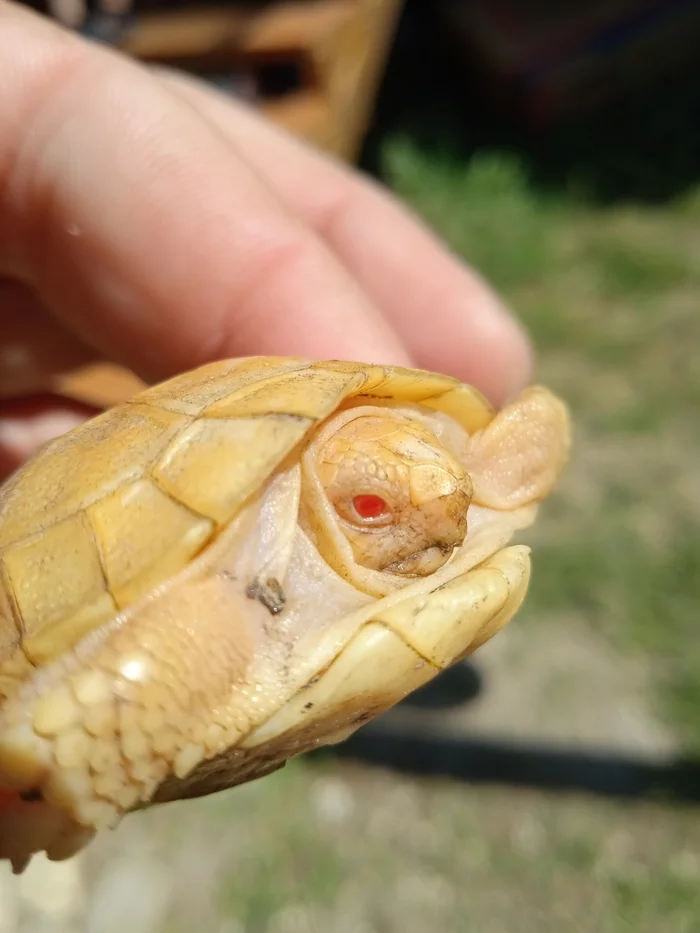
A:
[465, 386, 572, 510]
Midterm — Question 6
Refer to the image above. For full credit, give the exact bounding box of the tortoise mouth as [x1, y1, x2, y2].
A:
[381, 544, 456, 576]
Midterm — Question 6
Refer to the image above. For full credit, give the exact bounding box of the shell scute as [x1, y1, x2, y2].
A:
[202, 367, 365, 421]
[312, 361, 495, 432]
[86, 479, 214, 609]
[311, 360, 459, 399]
[150, 413, 313, 525]
[353, 364, 459, 401]
[136, 357, 310, 416]
[422, 384, 494, 433]
[0, 404, 188, 551]
[1, 512, 111, 642]
[2, 517, 119, 666]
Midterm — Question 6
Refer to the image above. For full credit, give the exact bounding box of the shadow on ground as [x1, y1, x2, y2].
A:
[361, 1, 700, 205]
[309, 660, 700, 806]
[312, 656, 700, 807]
[313, 720, 700, 806]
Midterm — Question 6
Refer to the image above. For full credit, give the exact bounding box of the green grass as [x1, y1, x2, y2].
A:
[382, 139, 700, 751]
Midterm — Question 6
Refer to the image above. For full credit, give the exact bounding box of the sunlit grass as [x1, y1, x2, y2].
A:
[383, 140, 700, 751]
[146, 756, 700, 933]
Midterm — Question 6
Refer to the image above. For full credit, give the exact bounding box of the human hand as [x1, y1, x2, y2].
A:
[0, 1, 531, 479]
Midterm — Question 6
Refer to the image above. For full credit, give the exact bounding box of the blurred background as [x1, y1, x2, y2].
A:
[3, 1, 700, 930]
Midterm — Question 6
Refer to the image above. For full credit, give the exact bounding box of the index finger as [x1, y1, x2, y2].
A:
[160, 71, 533, 404]
[0, 3, 411, 383]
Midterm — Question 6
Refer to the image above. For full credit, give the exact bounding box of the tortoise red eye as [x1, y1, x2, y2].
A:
[352, 494, 388, 520]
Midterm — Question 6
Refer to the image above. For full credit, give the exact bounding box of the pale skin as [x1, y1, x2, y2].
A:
[0, 1, 532, 480]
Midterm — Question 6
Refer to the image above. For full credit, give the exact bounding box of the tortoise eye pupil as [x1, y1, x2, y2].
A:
[352, 494, 388, 520]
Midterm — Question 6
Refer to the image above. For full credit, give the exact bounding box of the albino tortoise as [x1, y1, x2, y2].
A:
[0, 357, 571, 872]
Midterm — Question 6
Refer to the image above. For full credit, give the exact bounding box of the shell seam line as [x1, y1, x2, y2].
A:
[199, 411, 315, 423]
[372, 619, 438, 668]
[0, 560, 31, 665]
[124, 399, 198, 419]
[146, 471, 221, 526]
[80, 509, 119, 610]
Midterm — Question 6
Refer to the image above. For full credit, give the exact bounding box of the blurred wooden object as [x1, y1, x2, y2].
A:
[440, 0, 700, 127]
[118, 0, 404, 162]
[50, 1, 404, 407]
